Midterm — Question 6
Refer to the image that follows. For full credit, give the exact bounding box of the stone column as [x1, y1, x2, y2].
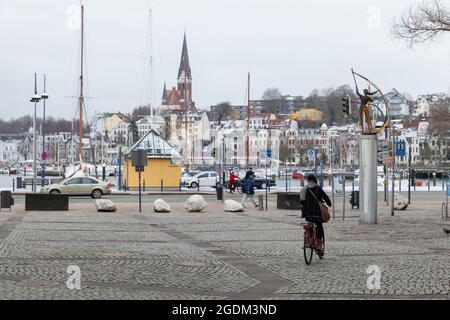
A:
[359, 135, 377, 224]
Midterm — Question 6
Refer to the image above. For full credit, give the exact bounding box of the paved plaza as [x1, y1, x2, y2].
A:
[0, 193, 449, 300]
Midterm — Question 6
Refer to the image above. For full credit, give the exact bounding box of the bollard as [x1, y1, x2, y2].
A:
[216, 182, 223, 201]
[179, 180, 182, 191]
[197, 179, 200, 192]
[143, 179, 146, 192]
[124, 179, 127, 191]
[258, 194, 264, 211]
[161, 179, 163, 192]
[331, 175, 335, 220]
[342, 176, 346, 221]
[12, 179, 15, 192]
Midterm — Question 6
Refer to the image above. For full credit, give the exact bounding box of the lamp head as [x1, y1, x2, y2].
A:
[30, 94, 41, 103]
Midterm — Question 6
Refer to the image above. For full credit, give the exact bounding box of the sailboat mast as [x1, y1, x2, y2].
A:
[246, 72, 250, 168]
[184, 72, 188, 168]
[79, 4, 85, 161]
[149, 8, 154, 120]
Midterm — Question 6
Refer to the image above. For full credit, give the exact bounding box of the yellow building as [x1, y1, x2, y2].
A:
[104, 113, 129, 132]
[123, 130, 182, 188]
[287, 108, 323, 121]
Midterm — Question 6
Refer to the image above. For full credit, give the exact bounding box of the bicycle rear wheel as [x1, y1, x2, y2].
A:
[303, 234, 313, 265]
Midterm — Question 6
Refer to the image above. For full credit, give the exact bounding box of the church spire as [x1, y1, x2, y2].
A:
[161, 82, 167, 105]
[178, 32, 191, 79]
[162, 82, 167, 99]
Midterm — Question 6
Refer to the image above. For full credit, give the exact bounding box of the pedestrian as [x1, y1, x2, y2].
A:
[244, 167, 255, 180]
[241, 173, 259, 208]
[299, 174, 331, 255]
[229, 171, 238, 193]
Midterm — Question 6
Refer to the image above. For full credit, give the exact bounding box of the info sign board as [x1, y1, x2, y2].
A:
[131, 150, 148, 172]
[395, 141, 406, 156]
[260, 150, 272, 159]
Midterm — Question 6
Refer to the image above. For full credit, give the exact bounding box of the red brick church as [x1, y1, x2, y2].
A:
[159, 33, 196, 116]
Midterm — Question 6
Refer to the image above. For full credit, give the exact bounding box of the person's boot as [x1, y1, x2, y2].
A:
[316, 240, 324, 256]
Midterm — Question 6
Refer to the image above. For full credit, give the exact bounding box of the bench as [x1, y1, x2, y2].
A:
[25, 193, 69, 211]
[276, 192, 301, 210]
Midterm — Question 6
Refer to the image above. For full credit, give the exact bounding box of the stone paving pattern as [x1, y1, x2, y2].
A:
[0, 197, 449, 299]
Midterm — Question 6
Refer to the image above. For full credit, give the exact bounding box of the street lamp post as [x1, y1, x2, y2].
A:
[391, 125, 396, 216]
[40, 74, 48, 187]
[30, 73, 41, 193]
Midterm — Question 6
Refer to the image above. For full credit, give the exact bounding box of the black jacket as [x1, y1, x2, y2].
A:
[300, 185, 331, 219]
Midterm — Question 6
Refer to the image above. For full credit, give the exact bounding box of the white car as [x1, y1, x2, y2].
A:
[184, 171, 218, 188]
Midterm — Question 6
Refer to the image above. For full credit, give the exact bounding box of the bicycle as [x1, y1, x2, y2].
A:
[302, 221, 325, 265]
[225, 181, 242, 194]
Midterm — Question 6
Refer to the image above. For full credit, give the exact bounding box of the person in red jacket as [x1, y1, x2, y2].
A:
[229, 171, 238, 193]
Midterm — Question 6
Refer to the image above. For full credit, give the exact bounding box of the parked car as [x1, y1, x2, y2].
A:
[181, 170, 200, 184]
[234, 176, 276, 190]
[183, 171, 218, 188]
[40, 176, 111, 198]
[292, 170, 304, 180]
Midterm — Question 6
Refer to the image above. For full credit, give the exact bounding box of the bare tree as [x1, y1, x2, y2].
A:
[214, 101, 233, 123]
[392, 0, 450, 46]
[261, 88, 282, 114]
[131, 105, 151, 121]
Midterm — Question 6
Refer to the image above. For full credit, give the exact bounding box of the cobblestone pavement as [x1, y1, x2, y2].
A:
[0, 196, 449, 300]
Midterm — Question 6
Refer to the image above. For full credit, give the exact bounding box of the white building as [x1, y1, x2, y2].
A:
[168, 110, 211, 165]
[110, 120, 130, 144]
[0, 140, 23, 163]
[414, 93, 448, 117]
[136, 116, 165, 138]
[374, 89, 410, 119]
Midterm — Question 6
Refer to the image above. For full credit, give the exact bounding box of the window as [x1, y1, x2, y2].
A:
[82, 178, 98, 184]
[197, 173, 209, 179]
[65, 178, 82, 185]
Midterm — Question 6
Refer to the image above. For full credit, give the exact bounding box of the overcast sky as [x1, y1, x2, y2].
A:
[1, 0, 449, 120]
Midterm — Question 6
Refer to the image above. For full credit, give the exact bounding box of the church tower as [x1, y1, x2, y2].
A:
[177, 32, 193, 110]
[160, 32, 195, 113]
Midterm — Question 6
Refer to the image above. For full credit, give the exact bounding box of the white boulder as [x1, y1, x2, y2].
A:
[184, 195, 207, 212]
[394, 194, 408, 210]
[153, 199, 171, 213]
[224, 199, 244, 212]
[95, 199, 117, 212]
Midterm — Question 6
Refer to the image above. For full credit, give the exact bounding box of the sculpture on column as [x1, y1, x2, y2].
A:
[351, 68, 390, 135]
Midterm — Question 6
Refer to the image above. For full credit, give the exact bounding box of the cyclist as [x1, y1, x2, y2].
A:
[300, 174, 331, 256]
[229, 171, 238, 193]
